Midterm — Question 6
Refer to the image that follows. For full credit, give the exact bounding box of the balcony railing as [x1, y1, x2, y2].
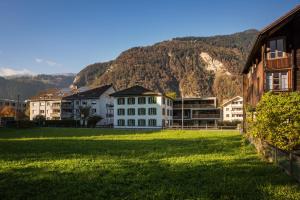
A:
[192, 114, 220, 119]
[173, 104, 215, 109]
[266, 56, 290, 69]
[173, 115, 191, 120]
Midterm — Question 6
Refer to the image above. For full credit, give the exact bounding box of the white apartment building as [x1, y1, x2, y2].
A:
[29, 88, 73, 120]
[221, 96, 243, 122]
[64, 85, 115, 125]
[110, 85, 173, 128]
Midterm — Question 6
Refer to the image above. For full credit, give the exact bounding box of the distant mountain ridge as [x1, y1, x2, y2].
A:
[0, 74, 75, 100]
[72, 29, 259, 102]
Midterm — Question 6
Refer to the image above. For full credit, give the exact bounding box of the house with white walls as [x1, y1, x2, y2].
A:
[110, 85, 173, 128]
[29, 88, 74, 120]
[63, 85, 115, 125]
[221, 96, 243, 122]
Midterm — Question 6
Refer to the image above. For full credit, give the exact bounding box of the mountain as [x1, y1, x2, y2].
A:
[0, 74, 75, 100]
[72, 29, 258, 102]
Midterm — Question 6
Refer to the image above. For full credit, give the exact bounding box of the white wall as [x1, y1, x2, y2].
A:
[113, 96, 173, 129]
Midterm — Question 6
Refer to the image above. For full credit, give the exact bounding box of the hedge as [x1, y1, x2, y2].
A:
[248, 92, 300, 151]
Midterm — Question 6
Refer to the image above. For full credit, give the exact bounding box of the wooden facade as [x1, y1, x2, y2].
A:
[242, 5, 300, 109]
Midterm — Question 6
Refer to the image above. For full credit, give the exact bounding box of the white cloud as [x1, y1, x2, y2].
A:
[0, 67, 35, 77]
[35, 58, 43, 63]
[35, 58, 62, 67]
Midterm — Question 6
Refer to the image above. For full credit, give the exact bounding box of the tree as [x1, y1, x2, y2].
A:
[79, 106, 91, 127]
[87, 115, 103, 128]
[0, 106, 16, 117]
[248, 92, 300, 151]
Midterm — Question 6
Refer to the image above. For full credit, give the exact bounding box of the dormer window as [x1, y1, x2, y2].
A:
[269, 38, 285, 59]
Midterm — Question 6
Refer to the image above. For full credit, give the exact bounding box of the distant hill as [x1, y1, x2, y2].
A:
[72, 29, 258, 102]
[0, 74, 75, 100]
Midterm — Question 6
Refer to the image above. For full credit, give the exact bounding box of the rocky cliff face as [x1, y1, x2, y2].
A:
[72, 29, 258, 102]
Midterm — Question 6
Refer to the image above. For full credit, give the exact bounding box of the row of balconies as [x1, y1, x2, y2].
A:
[173, 114, 221, 119]
[173, 104, 216, 109]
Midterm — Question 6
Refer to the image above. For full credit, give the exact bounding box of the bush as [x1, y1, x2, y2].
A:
[44, 120, 80, 127]
[248, 92, 300, 151]
[87, 115, 103, 128]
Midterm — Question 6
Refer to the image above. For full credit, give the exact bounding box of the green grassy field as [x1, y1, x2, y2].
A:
[0, 128, 299, 200]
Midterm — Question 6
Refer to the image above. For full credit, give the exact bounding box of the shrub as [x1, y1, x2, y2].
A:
[87, 115, 103, 128]
[248, 92, 300, 151]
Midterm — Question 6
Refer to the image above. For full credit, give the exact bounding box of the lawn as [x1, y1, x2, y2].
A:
[0, 128, 299, 200]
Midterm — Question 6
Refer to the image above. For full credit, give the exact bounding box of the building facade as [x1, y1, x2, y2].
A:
[172, 97, 221, 127]
[63, 85, 115, 125]
[0, 99, 26, 112]
[221, 96, 243, 122]
[242, 6, 300, 108]
[110, 85, 173, 128]
[29, 88, 73, 120]
[242, 6, 300, 131]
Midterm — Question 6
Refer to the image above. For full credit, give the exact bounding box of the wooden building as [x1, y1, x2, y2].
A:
[242, 5, 300, 108]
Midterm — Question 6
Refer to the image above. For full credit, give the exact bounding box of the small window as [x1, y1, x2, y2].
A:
[117, 98, 125, 105]
[76, 101, 80, 105]
[127, 108, 135, 115]
[138, 97, 146, 104]
[127, 97, 135, 105]
[82, 101, 87, 105]
[148, 108, 157, 115]
[148, 97, 157, 104]
[92, 101, 97, 105]
[40, 110, 45, 114]
[226, 108, 229, 111]
[162, 97, 165, 105]
[226, 114, 229, 117]
[127, 119, 135, 126]
[162, 108, 165, 115]
[138, 108, 146, 115]
[269, 38, 285, 59]
[167, 109, 170, 116]
[117, 109, 125, 116]
[117, 119, 125, 126]
[266, 72, 288, 91]
[148, 119, 157, 127]
[92, 109, 97, 113]
[138, 119, 146, 126]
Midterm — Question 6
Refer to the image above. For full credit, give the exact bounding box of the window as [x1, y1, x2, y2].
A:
[148, 119, 157, 127]
[117, 98, 125, 105]
[92, 109, 97, 113]
[92, 101, 97, 105]
[269, 38, 285, 59]
[266, 72, 288, 91]
[82, 101, 87, 105]
[226, 108, 229, 111]
[167, 109, 170, 116]
[162, 97, 165, 105]
[127, 97, 135, 105]
[76, 109, 80, 113]
[138, 119, 146, 126]
[226, 114, 229, 117]
[32, 110, 35, 114]
[138, 108, 146, 115]
[148, 108, 157, 115]
[117, 109, 125, 115]
[127, 108, 135, 115]
[148, 96, 157, 104]
[40, 110, 45, 114]
[76, 101, 80, 105]
[162, 108, 165, 115]
[117, 119, 125, 126]
[127, 119, 135, 126]
[138, 97, 146, 104]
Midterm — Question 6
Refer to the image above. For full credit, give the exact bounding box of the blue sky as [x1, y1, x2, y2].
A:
[0, 0, 299, 75]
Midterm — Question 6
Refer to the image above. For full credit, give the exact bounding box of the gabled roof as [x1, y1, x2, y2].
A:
[221, 96, 243, 107]
[242, 5, 300, 74]
[29, 88, 73, 101]
[64, 84, 113, 100]
[110, 85, 162, 97]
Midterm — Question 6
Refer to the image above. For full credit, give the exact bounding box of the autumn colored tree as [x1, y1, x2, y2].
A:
[0, 106, 16, 117]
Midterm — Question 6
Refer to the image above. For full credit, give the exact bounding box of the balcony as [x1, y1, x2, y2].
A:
[51, 112, 61, 117]
[266, 56, 290, 69]
[51, 104, 61, 109]
[173, 115, 191, 120]
[192, 114, 220, 119]
[173, 104, 215, 109]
